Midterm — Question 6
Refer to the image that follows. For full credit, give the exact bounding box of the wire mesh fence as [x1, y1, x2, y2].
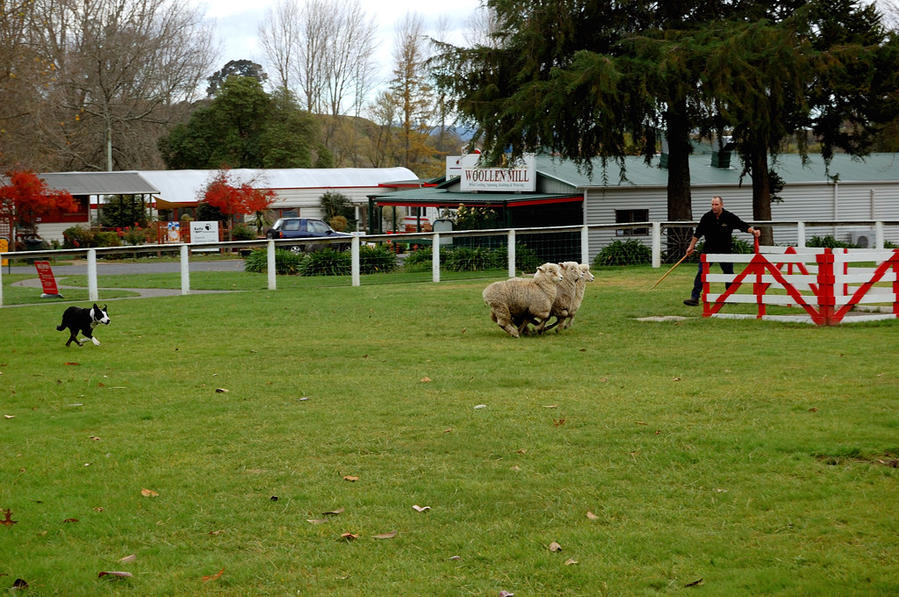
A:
[2, 220, 898, 306]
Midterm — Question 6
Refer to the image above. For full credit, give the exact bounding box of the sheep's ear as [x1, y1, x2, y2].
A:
[537, 265, 545, 273]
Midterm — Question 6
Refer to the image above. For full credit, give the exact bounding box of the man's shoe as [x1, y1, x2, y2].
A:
[683, 298, 699, 306]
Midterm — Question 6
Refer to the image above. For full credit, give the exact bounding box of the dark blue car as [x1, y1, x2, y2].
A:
[265, 218, 352, 252]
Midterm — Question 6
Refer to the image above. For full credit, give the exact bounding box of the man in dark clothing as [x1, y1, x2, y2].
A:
[683, 196, 760, 306]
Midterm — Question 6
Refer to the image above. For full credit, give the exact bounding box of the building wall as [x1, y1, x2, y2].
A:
[584, 180, 899, 261]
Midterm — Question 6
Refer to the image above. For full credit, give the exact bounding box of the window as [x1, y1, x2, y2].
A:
[615, 209, 649, 236]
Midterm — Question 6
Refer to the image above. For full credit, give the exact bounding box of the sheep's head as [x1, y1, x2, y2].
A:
[577, 263, 595, 282]
[537, 262, 564, 283]
[560, 261, 581, 283]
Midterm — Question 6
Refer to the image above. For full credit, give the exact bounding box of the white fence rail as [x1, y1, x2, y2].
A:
[2, 220, 898, 307]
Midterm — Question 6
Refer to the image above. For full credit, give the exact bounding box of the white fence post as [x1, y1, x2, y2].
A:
[432, 233, 441, 283]
[267, 240, 276, 290]
[507, 229, 516, 278]
[581, 225, 589, 265]
[351, 233, 360, 287]
[0, 259, 4, 307]
[87, 249, 99, 301]
[875, 221, 884, 249]
[797, 222, 806, 248]
[180, 244, 190, 295]
[651, 222, 661, 268]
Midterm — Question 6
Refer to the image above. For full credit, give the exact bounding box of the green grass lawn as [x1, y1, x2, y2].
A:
[1, 267, 896, 595]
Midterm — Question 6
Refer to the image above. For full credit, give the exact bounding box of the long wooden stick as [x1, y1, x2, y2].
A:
[650, 253, 689, 289]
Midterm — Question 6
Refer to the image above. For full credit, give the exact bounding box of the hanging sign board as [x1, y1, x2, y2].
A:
[459, 153, 536, 192]
[34, 260, 61, 297]
[189, 221, 219, 252]
[0, 238, 7, 266]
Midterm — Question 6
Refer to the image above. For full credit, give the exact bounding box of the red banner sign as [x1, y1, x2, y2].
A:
[34, 261, 61, 297]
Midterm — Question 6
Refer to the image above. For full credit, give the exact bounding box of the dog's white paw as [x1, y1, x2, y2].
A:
[91, 337, 101, 346]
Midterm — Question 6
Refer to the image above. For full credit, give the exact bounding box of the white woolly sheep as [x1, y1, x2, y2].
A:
[561, 263, 595, 329]
[482, 262, 563, 337]
[541, 261, 581, 332]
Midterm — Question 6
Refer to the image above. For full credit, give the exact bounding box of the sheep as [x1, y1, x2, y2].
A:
[561, 263, 595, 329]
[482, 262, 563, 337]
[541, 261, 581, 332]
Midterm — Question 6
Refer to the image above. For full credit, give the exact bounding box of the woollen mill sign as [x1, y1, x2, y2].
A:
[458, 154, 537, 192]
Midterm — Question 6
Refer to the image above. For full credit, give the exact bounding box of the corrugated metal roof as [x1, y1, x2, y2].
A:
[0, 171, 160, 195]
[136, 167, 418, 205]
[538, 152, 899, 188]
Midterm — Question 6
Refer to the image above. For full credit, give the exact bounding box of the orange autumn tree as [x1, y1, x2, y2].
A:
[201, 169, 275, 240]
[0, 170, 77, 245]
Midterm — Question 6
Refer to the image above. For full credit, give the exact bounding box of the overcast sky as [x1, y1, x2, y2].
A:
[196, 0, 484, 95]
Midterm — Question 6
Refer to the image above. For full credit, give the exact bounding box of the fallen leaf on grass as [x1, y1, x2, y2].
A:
[673, 377, 681, 382]
[140, 488, 159, 498]
[214, 388, 229, 393]
[3, 415, 13, 419]
[543, 404, 558, 409]
[323, 507, 344, 516]
[1, 509, 17, 526]
[209, 529, 225, 536]
[420, 377, 432, 383]
[564, 558, 578, 566]
[118, 554, 137, 564]
[342, 475, 359, 482]
[98, 571, 133, 579]
[553, 418, 566, 426]
[448, 555, 461, 560]
[412, 505, 430, 512]
[586, 511, 599, 520]
[63, 518, 79, 523]
[372, 530, 397, 540]
[93, 507, 104, 512]
[307, 518, 329, 525]
[339, 533, 359, 541]
[89, 435, 101, 441]
[65, 362, 80, 366]
[474, 404, 487, 409]
[636, 421, 648, 426]
[499, 591, 515, 597]
[548, 541, 562, 552]
[684, 578, 704, 587]
[201, 568, 224, 583]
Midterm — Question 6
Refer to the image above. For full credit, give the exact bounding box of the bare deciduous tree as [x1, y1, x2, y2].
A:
[259, 0, 301, 93]
[25, 0, 213, 171]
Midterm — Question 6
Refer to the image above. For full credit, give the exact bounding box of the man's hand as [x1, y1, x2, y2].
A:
[749, 226, 761, 238]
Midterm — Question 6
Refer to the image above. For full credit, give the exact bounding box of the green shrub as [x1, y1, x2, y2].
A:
[807, 235, 855, 249]
[594, 239, 651, 266]
[442, 247, 497, 271]
[359, 244, 398, 274]
[243, 248, 303, 275]
[62, 226, 122, 248]
[493, 243, 541, 273]
[299, 248, 350, 276]
[230, 224, 256, 241]
[403, 247, 433, 272]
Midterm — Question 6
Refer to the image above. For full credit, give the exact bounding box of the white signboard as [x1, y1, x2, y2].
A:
[190, 221, 219, 245]
[459, 153, 536, 192]
[446, 155, 463, 179]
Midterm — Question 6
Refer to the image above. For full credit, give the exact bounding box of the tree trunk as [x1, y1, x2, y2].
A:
[749, 147, 774, 246]
[664, 107, 693, 259]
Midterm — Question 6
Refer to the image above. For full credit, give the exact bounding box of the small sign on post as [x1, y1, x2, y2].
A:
[34, 260, 62, 298]
[0, 238, 7, 266]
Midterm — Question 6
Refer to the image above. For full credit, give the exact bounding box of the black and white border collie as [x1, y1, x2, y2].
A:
[57, 304, 110, 347]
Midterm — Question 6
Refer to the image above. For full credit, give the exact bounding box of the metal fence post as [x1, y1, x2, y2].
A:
[180, 244, 190, 295]
[508, 229, 516, 278]
[581, 225, 589, 265]
[432, 232, 441, 283]
[88, 248, 99, 301]
[351, 233, 360, 287]
[797, 222, 806, 248]
[267, 240, 276, 290]
[651, 222, 661, 268]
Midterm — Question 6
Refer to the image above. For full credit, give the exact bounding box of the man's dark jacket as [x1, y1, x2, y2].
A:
[693, 209, 751, 253]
